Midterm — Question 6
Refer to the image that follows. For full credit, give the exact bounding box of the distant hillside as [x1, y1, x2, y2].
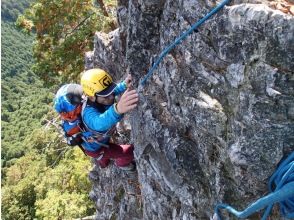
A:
[1, 0, 33, 22]
[1, 0, 53, 166]
[1, 21, 52, 164]
[1, 2, 95, 219]
[1, 21, 34, 78]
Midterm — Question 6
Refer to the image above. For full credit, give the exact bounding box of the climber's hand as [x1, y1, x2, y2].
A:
[116, 89, 138, 114]
[124, 74, 133, 88]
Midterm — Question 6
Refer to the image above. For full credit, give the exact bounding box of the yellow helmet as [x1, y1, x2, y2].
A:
[81, 68, 116, 97]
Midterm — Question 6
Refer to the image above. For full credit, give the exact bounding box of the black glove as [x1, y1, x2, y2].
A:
[66, 134, 83, 146]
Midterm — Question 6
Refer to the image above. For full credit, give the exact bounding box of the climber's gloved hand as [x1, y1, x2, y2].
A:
[116, 89, 138, 114]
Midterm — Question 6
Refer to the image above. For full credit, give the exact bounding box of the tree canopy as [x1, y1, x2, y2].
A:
[1, 0, 34, 22]
[17, 0, 117, 85]
[1, 1, 117, 218]
[1, 20, 51, 163]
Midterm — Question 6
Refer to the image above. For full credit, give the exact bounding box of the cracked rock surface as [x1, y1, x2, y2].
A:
[85, 0, 294, 219]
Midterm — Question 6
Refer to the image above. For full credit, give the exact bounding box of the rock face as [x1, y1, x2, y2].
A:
[85, 0, 294, 219]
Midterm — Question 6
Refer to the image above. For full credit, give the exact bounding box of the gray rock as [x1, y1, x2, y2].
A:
[85, 0, 294, 219]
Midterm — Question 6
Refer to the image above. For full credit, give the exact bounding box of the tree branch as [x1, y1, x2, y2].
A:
[64, 13, 95, 39]
[96, 0, 116, 30]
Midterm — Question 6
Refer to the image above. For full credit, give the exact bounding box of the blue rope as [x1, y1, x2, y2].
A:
[140, 0, 231, 86]
[214, 152, 294, 220]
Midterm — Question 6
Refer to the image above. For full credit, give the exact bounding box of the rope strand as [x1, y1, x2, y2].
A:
[140, 0, 231, 86]
[214, 152, 294, 220]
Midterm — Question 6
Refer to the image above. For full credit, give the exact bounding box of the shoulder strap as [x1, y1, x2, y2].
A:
[80, 97, 111, 148]
[81, 97, 116, 137]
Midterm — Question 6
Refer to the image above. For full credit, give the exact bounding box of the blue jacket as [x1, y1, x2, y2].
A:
[81, 81, 127, 152]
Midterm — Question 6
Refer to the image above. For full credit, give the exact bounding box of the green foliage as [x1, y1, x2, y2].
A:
[35, 190, 89, 219]
[1, 0, 34, 22]
[17, 0, 117, 85]
[1, 1, 119, 219]
[1, 75, 53, 162]
[34, 146, 94, 219]
[1, 21, 34, 79]
[1, 21, 54, 164]
[2, 145, 94, 220]
[2, 152, 43, 219]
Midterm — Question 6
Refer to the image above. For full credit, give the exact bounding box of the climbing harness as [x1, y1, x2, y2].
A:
[140, 0, 231, 86]
[213, 152, 294, 220]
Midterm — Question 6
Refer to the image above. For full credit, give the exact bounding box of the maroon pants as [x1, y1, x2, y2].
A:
[84, 143, 134, 168]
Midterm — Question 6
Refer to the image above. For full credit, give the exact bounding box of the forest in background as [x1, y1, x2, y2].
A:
[1, 0, 116, 219]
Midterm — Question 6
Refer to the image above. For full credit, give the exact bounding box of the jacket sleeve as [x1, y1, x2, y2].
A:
[114, 81, 127, 96]
[82, 105, 123, 132]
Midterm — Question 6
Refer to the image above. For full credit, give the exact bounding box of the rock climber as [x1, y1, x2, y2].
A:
[80, 68, 139, 171]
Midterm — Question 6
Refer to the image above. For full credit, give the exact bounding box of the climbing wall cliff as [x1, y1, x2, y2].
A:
[85, 0, 294, 219]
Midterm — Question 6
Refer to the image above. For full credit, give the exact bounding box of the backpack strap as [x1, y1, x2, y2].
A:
[78, 144, 87, 156]
[80, 97, 115, 148]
